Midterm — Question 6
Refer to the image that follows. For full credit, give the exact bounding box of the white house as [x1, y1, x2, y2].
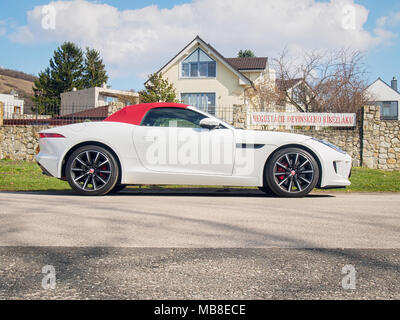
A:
[0, 91, 24, 119]
[147, 36, 271, 115]
[366, 77, 400, 120]
[148, 36, 311, 116]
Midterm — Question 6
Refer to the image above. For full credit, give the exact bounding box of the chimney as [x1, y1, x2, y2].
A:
[391, 77, 398, 92]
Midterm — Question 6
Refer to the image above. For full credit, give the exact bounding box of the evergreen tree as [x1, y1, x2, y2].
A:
[83, 48, 108, 88]
[33, 42, 108, 114]
[238, 49, 255, 58]
[32, 67, 60, 114]
[139, 73, 179, 103]
[49, 42, 85, 95]
[33, 42, 84, 113]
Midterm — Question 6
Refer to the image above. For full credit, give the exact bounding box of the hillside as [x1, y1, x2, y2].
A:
[0, 68, 36, 101]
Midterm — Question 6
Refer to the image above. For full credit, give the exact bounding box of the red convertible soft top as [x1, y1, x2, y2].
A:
[103, 102, 189, 125]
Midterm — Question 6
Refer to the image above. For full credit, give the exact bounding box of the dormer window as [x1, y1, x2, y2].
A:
[181, 48, 216, 78]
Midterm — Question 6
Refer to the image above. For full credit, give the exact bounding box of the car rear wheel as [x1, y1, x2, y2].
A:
[66, 145, 119, 196]
[265, 147, 319, 198]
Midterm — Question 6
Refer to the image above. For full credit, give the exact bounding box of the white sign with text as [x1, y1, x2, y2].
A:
[251, 112, 356, 127]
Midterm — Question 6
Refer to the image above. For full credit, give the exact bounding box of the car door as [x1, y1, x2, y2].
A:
[133, 107, 235, 175]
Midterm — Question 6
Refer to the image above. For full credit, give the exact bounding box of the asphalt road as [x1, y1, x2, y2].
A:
[0, 190, 399, 248]
[0, 189, 399, 299]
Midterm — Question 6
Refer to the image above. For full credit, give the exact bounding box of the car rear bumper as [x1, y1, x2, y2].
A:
[36, 160, 53, 177]
[35, 153, 60, 178]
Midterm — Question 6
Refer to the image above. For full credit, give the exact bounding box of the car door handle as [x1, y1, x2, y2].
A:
[144, 136, 157, 142]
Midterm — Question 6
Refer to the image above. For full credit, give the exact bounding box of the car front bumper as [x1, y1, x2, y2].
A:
[304, 139, 352, 189]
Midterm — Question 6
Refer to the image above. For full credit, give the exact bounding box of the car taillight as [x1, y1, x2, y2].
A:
[39, 133, 65, 138]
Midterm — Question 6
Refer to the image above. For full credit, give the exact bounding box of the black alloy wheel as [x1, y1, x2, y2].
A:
[265, 147, 319, 198]
[66, 145, 119, 196]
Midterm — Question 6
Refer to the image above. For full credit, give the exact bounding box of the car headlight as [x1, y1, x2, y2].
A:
[311, 138, 347, 154]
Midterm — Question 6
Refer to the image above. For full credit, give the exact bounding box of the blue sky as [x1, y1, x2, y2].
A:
[355, 0, 400, 84]
[0, 0, 399, 91]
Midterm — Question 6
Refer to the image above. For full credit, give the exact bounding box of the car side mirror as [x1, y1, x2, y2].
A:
[199, 118, 221, 130]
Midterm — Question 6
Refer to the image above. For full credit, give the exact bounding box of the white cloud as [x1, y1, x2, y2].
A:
[372, 14, 399, 47]
[8, 0, 396, 81]
[373, 11, 400, 46]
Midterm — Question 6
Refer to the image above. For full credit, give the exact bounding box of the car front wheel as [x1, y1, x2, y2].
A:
[265, 147, 319, 198]
[66, 145, 119, 196]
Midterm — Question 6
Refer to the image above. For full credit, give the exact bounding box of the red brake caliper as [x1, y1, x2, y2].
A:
[99, 166, 107, 178]
[277, 161, 288, 180]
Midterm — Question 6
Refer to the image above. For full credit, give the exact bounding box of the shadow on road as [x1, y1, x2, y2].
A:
[0, 188, 335, 198]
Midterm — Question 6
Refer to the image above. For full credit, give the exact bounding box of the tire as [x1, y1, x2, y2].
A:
[110, 184, 126, 194]
[265, 147, 319, 198]
[66, 145, 119, 196]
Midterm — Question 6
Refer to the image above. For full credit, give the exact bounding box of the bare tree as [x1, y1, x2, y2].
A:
[273, 48, 371, 113]
[247, 77, 281, 112]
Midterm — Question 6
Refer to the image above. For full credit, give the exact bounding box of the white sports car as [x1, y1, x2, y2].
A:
[36, 102, 352, 197]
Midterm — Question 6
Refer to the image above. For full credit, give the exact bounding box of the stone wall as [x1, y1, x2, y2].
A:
[0, 125, 52, 161]
[107, 101, 126, 116]
[0, 102, 126, 162]
[232, 104, 247, 129]
[0, 105, 399, 170]
[362, 105, 400, 170]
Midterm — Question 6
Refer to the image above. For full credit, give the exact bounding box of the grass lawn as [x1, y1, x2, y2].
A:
[0, 159, 399, 193]
[0, 160, 69, 191]
[331, 167, 400, 193]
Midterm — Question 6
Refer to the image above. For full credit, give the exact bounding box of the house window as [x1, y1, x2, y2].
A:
[181, 93, 216, 115]
[379, 101, 398, 120]
[13, 106, 21, 114]
[291, 86, 303, 104]
[181, 48, 216, 78]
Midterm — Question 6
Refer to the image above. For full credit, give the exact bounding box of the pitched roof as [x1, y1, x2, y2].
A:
[225, 57, 267, 71]
[145, 35, 254, 86]
[366, 78, 400, 97]
[276, 78, 304, 91]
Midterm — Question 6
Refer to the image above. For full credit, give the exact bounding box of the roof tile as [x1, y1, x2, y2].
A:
[225, 57, 268, 70]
